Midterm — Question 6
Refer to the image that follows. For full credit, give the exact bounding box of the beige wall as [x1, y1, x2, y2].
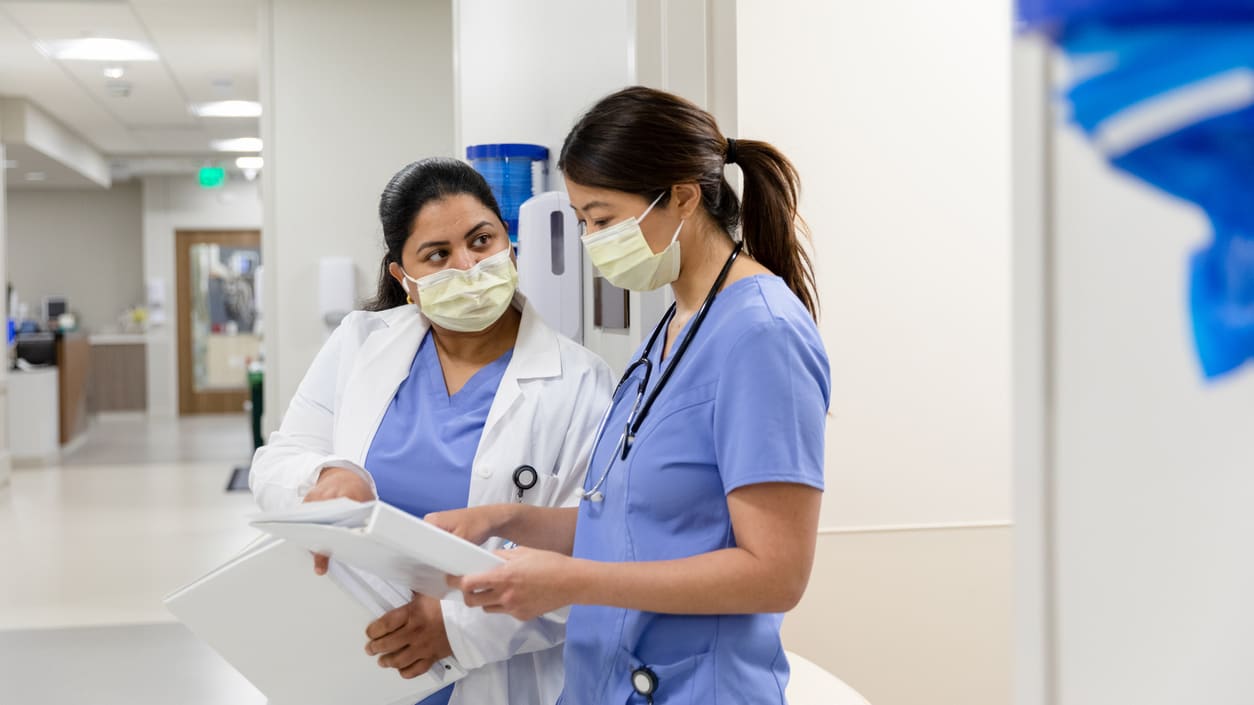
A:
[6, 182, 143, 332]
[787, 528, 1012, 705]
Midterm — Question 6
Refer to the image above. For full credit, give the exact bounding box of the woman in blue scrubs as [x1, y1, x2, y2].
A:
[432, 87, 830, 705]
[251, 158, 612, 705]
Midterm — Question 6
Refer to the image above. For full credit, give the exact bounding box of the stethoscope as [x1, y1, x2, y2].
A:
[512, 464, 538, 502]
[580, 242, 743, 503]
[632, 666, 659, 703]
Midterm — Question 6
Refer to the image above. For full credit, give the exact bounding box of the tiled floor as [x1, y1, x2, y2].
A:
[0, 413, 267, 703]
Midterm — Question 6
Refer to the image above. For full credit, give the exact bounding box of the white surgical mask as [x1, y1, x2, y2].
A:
[402, 248, 518, 332]
[582, 192, 684, 292]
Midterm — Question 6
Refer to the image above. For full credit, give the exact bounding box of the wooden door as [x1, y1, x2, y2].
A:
[176, 230, 262, 415]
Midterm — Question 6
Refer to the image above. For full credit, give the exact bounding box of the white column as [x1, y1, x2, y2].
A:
[1019, 38, 1254, 705]
[259, 0, 456, 434]
[0, 144, 10, 486]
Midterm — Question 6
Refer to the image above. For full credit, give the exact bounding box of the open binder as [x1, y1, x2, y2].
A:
[166, 500, 498, 705]
[248, 498, 504, 599]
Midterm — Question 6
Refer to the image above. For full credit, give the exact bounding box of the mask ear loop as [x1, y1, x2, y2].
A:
[640, 190, 683, 247]
[637, 191, 667, 223]
[667, 219, 685, 246]
[400, 267, 420, 305]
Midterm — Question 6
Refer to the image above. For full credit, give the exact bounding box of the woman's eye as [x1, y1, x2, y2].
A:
[580, 219, 610, 235]
[426, 250, 448, 262]
[473, 233, 491, 247]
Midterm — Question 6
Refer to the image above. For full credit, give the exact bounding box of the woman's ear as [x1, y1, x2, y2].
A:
[387, 261, 409, 289]
[670, 183, 703, 220]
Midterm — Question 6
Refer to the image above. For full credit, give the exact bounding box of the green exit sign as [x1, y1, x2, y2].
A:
[199, 167, 226, 188]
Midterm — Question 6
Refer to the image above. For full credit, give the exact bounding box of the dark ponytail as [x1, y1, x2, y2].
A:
[559, 86, 818, 318]
[732, 139, 816, 318]
[366, 157, 506, 311]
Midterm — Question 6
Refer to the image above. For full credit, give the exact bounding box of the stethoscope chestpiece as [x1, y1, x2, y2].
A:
[579, 488, 604, 503]
[631, 667, 658, 702]
[513, 465, 538, 501]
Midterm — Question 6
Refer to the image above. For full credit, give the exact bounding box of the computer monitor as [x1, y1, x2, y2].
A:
[43, 296, 67, 321]
[16, 332, 56, 367]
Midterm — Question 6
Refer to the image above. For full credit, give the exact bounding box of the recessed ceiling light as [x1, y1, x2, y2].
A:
[36, 38, 159, 62]
[103, 66, 125, 79]
[25, 172, 47, 182]
[235, 156, 264, 170]
[3, 160, 17, 170]
[191, 100, 262, 118]
[211, 137, 263, 152]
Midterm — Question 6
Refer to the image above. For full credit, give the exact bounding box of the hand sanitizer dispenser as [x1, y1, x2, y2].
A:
[517, 191, 582, 342]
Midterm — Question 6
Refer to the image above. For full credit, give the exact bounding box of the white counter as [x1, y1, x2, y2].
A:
[7, 366, 60, 466]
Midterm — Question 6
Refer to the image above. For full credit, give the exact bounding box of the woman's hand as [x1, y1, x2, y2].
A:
[364, 592, 453, 679]
[448, 547, 583, 622]
[304, 466, 374, 574]
[425, 504, 513, 546]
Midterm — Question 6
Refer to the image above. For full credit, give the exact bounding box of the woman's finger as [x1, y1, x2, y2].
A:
[461, 586, 496, 607]
[366, 627, 414, 658]
[399, 658, 433, 680]
[378, 644, 422, 671]
[365, 605, 408, 641]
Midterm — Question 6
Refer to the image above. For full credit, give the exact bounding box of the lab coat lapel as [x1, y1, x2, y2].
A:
[473, 294, 562, 478]
[338, 307, 430, 463]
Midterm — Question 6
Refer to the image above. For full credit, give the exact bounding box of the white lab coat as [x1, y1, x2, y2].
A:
[249, 293, 613, 705]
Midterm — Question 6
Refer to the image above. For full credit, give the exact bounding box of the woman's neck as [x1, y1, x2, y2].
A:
[429, 304, 521, 363]
[670, 221, 737, 318]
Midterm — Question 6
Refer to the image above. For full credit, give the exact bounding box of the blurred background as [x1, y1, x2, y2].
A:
[0, 1, 1249, 704]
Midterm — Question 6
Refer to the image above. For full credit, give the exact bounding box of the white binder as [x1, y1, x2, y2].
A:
[165, 536, 466, 705]
[249, 499, 504, 599]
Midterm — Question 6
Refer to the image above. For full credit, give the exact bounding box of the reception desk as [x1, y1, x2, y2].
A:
[56, 333, 90, 448]
[88, 334, 148, 413]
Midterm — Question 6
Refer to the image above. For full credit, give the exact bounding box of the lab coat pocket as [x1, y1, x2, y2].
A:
[520, 469, 555, 506]
[617, 649, 712, 705]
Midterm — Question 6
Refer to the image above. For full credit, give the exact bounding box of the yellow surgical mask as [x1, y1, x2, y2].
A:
[403, 248, 518, 332]
[582, 192, 684, 292]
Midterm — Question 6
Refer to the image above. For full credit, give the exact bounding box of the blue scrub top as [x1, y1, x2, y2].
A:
[364, 330, 513, 705]
[561, 275, 830, 705]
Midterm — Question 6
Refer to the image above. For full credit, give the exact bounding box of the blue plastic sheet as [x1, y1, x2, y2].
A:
[1021, 1, 1254, 378]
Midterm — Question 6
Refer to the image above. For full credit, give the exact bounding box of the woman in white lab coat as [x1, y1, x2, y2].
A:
[249, 157, 613, 705]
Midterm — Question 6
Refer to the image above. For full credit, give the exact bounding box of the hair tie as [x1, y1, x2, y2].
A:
[725, 138, 738, 165]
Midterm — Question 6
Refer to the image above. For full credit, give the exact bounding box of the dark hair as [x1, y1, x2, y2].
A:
[559, 86, 817, 318]
[366, 158, 505, 311]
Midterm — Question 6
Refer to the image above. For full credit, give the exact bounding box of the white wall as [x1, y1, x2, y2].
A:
[7, 183, 143, 331]
[1016, 46, 1254, 705]
[737, 0, 1012, 529]
[454, 0, 644, 372]
[455, 0, 631, 171]
[261, 0, 455, 435]
[142, 175, 262, 417]
[735, 1, 1012, 703]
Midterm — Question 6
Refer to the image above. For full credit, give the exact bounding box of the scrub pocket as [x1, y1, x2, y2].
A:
[616, 648, 712, 705]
